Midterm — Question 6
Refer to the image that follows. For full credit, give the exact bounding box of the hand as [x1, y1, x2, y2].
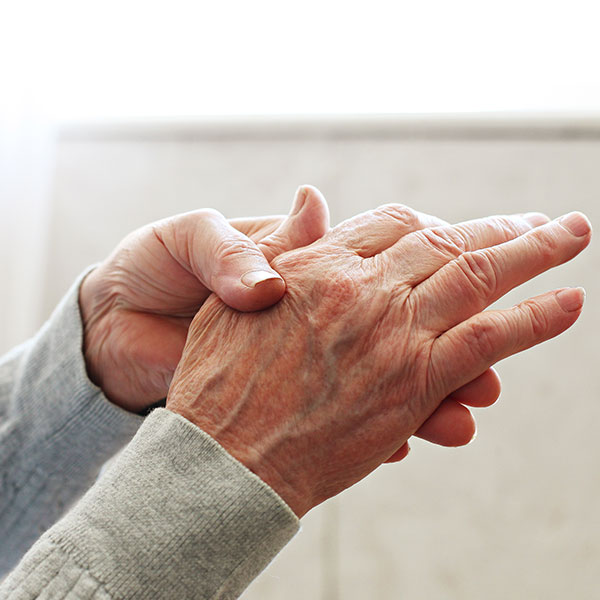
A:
[82, 183, 506, 450]
[79, 186, 330, 412]
[167, 204, 591, 517]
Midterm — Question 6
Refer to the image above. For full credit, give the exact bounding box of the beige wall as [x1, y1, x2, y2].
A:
[40, 117, 600, 599]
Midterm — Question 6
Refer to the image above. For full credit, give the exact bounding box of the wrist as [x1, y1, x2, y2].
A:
[241, 450, 311, 518]
[166, 400, 311, 518]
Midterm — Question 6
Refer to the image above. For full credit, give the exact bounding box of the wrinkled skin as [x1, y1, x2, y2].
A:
[80, 185, 503, 452]
[80, 186, 330, 412]
[167, 204, 591, 517]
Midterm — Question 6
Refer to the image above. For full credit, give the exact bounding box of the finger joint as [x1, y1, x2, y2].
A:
[454, 250, 498, 299]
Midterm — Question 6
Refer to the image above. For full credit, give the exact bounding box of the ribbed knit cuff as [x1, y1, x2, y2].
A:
[47, 408, 300, 599]
[0, 268, 144, 572]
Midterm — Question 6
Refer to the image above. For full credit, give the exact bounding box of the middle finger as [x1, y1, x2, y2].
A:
[381, 212, 549, 286]
[414, 212, 591, 333]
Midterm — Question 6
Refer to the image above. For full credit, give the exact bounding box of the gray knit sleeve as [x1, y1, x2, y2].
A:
[0, 409, 300, 599]
[0, 270, 144, 575]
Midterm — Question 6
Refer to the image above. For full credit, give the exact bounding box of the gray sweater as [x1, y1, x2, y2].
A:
[0, 272, 299, 599]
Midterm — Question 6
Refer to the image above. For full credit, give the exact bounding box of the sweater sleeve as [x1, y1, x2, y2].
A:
[0, 409, 300, 599]
[0, 270, 144, 575]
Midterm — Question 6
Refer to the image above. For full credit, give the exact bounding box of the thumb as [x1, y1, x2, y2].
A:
[176, 208, 286, 312]
[166, 186, 329, 313]
[209, 185, 329, 311]
[258, 185, 330, 262]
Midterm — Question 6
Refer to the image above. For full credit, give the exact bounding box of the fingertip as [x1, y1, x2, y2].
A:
[260, 186, 330, 262]
[484, 366, 502, 398]
[240, 270, 283, 289]
[467, 417, 478, 445]
[449, 367, 502, 408]
[555, 286, 586, 313]
[384, 441, 411, 463]
[449, 408, 477, 447]
[242, 276, 287, 311]
[293, 185, 330, 239]
[291, 186, 310, 215]
[558, 211, 592, 238]
[220, 274, 286, 312]
[415, 399, 476, 447]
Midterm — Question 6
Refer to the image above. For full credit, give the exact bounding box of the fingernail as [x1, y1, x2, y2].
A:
[241, 270, 283, 288]
[556, 287, 586, 312]
[560, 212, 591, 237]
[291, 186, 308, 216]
[522, 212, 550, 227]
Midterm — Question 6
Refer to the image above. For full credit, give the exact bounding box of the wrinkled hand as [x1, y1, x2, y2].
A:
[80, 186, 330, 412]
[167, 204, 591, 517]
[81, 183, 504, 451]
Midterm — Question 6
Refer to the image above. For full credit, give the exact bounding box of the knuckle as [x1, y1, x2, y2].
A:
[520, 299, 550, 338]
[170, 208, 223, 232]
[213, 235, 259, 264]
[194, 207, 222, 222]
[464, 318, 499, 361]
[414, 226, 468, 256]
[159, 208, 224, 246]
[494, 216, 528, 237]
[375, 203, 417, 228]
[307, 264, 363, 323]
[161, 208, 224, 230]
[454, 250, 498, 298]
[532, 228, 560, 262]
[322, 270, 360, 305]
[474, 217, 521, 243]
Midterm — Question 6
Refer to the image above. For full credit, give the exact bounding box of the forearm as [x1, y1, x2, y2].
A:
[0, 409, 299, 599]
[0, 270, 143, 574]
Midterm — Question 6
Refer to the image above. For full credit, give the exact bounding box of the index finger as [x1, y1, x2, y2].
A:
[380, 212, 549, 286]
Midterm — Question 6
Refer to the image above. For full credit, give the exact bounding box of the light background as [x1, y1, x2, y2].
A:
[2, 0, 600, 119]
[1, 2, 599, 598]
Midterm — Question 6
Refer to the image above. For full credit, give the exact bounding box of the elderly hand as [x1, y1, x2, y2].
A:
[167, 204, 591, 517]
[79, 186, 330, 412]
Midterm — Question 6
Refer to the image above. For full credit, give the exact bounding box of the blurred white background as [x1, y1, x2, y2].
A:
[1, 1, 600, 598]
[4, 0, 600, 119]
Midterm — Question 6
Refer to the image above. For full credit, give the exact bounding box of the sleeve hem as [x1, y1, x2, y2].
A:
[39, 408, 300, 599]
